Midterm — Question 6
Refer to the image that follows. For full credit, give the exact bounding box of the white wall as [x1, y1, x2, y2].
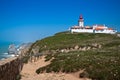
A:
[78, 22, 84, 27]
[71, 29, 116, 34]
[95, 30, 116, 34]
[71, 29, 93, 33]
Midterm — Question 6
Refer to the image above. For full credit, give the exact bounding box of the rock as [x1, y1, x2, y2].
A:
[98, 44, 102, 48]
[70, 48, 74, 51]
[74, 45, 79, 50]
[64, 49, 69, 53]
[56, 49, 60, 52]
[32, 46, 39, 54]
[81, 47, 86, 51]
[92, 43, 98, 47]
[87, 46, 91, 50]
[8, 44, 18, 55]
[117, 34, 120, 37]
[61, 49, 65, 53]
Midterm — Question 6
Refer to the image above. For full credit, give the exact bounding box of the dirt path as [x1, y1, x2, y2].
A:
[21, 56, 50, 80]
[21, 56, 90, 80]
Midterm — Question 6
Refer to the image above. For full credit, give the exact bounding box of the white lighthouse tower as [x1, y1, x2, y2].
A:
[78, 15, 84, 27]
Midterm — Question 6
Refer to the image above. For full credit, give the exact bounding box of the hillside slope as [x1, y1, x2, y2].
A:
[30, 31, 119, 52]
[23, 32, 120, 80]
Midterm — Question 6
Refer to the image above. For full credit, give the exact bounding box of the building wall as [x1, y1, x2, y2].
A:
[71, 29, 93, 33]
[0, 57, 23, 80]
[70, 29, 116, 34]
[95, 30, 116, 34]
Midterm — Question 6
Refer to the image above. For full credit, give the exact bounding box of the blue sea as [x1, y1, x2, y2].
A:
[0, 42, 20, 60]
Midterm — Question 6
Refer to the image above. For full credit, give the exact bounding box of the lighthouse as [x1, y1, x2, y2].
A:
[78, 15, 84, 27]
[70, 15, 117, 34]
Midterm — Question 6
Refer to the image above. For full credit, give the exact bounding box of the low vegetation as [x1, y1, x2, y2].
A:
[26, 31, 120, 80]
[36, 49, 120, 80]
[30, 31, 119, 52]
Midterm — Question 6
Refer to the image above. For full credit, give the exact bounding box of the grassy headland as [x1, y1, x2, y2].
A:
[24, 31, 120, 80]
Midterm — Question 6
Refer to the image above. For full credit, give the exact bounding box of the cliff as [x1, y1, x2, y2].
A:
[23, 32, 120, 80]
[0, 57, 23, 80]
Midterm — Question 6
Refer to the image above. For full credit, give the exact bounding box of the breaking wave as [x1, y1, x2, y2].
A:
[0, 52, 15, 60]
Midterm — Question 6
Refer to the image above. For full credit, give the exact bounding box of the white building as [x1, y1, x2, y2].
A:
[70, 15, 117, 34]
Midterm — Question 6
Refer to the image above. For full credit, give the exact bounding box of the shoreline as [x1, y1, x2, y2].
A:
[0, 42, 32, 61]
[0, 53, 18, 61]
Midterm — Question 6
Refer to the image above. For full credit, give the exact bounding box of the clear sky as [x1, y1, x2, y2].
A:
[0, 0, 120, 43]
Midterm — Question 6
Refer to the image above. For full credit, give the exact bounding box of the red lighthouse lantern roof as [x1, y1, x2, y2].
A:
[79, 14, 83, 19]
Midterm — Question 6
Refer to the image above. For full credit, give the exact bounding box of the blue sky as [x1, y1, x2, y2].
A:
[0, 0, 120, 42]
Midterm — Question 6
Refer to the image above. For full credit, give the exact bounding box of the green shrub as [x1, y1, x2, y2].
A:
[21, 56, 30, 63]
[16, 74, 21, 80]
[45, 54, 51, 61]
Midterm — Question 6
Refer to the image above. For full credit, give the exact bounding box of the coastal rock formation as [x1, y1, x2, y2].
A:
[8, 44, 18, 55]
[0, 57, 23, 80]
[19, 43, 32, 56]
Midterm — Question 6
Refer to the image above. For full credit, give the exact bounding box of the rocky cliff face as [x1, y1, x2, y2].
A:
[0, 57, 23, 80]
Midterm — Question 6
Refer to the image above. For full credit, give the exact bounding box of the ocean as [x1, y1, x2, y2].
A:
[0, 42, 20, 60]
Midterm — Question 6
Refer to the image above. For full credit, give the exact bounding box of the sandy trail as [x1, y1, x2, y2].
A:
[21, 56, 90, 80]
[21, 56, 50, 79]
